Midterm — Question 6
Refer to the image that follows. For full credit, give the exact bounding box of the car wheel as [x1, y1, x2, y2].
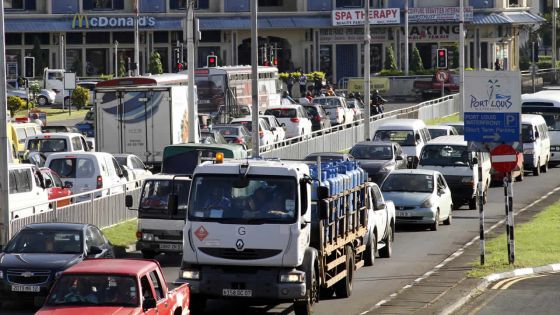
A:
[430, 210, 439, 231]
[379, 225, 393, 258]
[443, 207, 452, 225]
[469, 197, 477, 210]
[37, 96, 48, 106]
[334, 246, 354, 298]
[364, 231, 376, 266]
[541, 158, 549, 173]
[516, 167, 524, 182]
[533, 159, 541, 176]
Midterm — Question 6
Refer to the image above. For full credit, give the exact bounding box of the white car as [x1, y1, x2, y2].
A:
[261, 114, 286, 143]
[114, 153, 153, 190]
[25, 133, 92, 157]
[312, 96, 354, 126]
[8, 163, 50, 219]
[427, 125, 458, 139]
[230, 117, 275, 150]
[45, 152, 126, 198]
[264, 104, 313, 139]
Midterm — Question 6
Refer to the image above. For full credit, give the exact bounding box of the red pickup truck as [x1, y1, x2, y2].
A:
[413, 71, 460, 99]
[36, 259, 190, 315]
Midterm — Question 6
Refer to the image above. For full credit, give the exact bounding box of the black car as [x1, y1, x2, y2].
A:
[212, 124, 253, 150]
[41, 125, 80, 133]
[0, 223, 114, 305]
[304, 152, 354, 162]
[303, 104, 331, 132]
[350, 141, 408, 184]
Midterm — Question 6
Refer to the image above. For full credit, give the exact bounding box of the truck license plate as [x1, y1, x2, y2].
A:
[159, 243, 182, 250]
[11, 285, 40, 292]
[397, 211, 411, 217]
[222, 289, 252, 297]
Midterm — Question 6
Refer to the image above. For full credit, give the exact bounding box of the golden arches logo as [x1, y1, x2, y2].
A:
[72, 14, 89, 29]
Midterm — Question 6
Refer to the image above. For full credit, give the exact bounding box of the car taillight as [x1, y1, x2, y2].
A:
[136, 231, 142, 239]
[259, 130, 264, 138]
[96, 175, 103, 189]
[234, 137, 244, 144]
[315, 115, 321, 122]
[291, 117, 300, 123]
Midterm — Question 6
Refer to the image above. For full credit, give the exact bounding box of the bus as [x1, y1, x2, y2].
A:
[191, 66, 282, 118]
[521, 90, 560, 166]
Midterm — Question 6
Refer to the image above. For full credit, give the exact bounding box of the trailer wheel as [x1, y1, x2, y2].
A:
[294, 262, 318, 315]
[334, 246, 354, 298]
[364, 231, 376, 266]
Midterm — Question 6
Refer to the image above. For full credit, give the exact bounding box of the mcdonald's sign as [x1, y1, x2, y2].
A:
[72, 14, 89, 29]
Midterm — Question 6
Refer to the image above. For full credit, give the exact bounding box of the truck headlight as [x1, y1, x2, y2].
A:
[181, 270, 201, 280]
[279, 272, 305, 283]
[523, 149, 534, 155]
[420, 197, 434, 208]
[142, 233, 154, 241]
[407, 156, 413, 162]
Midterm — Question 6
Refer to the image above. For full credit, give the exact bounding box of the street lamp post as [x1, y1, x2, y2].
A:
[185, 1, 198, 143]
[364, 0, 371, 140]
[251, 0, 259, 157]
[459, 0, 465, 117]
[134, 0, 140, 76]
[0, 0, 11, 247]
[553, 0, 558, 83]
[114, 40, 119, 78]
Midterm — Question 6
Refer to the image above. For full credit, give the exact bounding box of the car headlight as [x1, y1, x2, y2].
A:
[420, 197, 434, 208]
[523, 149, 534, 154]
[181, 270, 200, 280]
[279, 272, 305, 283]
[142, 233, 154, 241]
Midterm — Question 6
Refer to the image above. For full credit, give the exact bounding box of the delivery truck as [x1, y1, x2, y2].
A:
[94, 74, 195, 169]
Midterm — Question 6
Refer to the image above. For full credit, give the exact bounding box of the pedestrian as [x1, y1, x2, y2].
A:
[494, 58, 501, 71]
[305, 91, 313, 103]
[326, 85, 335, 96]
[314, 76, 322, 96]
[286, 75, 295, 97]
[299, 73, 307, 95]
[31, 113, 43, 127]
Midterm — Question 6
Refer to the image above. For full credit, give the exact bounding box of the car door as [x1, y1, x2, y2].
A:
[140, 275, 158, 315]
[148, 269, 171, 314]
[90, 225, 114, 258]
[371, 185, 387, 236]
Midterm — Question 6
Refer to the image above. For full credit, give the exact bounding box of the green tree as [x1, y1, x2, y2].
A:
[384, 45, 398, 71]
[71, 57, 83, 76]
[119, 56, 127, 77]
[30, 37, 46, 76]
[410, 46, 424, 72]
[149, 51, 163, 74]
[7, 96, 25, 116]
[71, 86, 90, 111]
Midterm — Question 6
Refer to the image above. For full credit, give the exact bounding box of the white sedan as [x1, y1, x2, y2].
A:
[261, 114, 286, 144]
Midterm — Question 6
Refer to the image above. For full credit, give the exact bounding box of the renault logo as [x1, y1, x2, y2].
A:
[235, 239, 245, 251]
[72, 14, 89, 29]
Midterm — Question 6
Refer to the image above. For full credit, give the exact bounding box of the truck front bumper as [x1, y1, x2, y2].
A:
[136, 240, 182, 253]
[176, 266, 306, 301]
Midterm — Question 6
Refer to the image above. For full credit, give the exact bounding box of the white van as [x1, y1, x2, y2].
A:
[373, 119, 431, 168]
[45, 152, 126, 198]
[522, 114, 551, 176]
[8, 164, 50, 219]
[25, 133, 92, 157]
[418, 135, 491, 210]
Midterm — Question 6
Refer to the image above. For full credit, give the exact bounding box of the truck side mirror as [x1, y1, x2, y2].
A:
[535, 131, 540, 139]
[168, 194, 179, 215]
[44, 178, 53, 188]
[125, 195, 134, 208]
[318, 200, 329, 221]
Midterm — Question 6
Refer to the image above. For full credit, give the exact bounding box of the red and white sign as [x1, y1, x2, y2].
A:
[194, 226, 209, 241]
[332, 8, 401, 26]
[435, 70, 449, 83]
[490, 144, 519, 173]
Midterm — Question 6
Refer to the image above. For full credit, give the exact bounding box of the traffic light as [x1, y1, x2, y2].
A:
[176, 62, 183, 71]
[437, 49, 447, 69]
[207, 55, 218, 67]
[24, 56, 35, 78]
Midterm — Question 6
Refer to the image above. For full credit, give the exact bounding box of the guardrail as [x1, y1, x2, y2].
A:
[261, 94, 460, 160]
[8, 180, 143, 238]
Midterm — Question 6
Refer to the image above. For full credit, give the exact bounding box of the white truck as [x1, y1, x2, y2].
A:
[175, 158, 395, 314]
[126, 174, 191, 259]
[94, 74, 195, 170]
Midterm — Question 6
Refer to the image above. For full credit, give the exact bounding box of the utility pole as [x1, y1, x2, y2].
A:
[554, 0, 558, 83]
[0, 0, 11, 248]
[59, 34, 65, 70]
[404, 0, 409, 76]
[134, 0, 140, 76]
[364, 0, 371, 140]
[459, 0, 465, 117]
[185, 0, 198, 143]
[251, 0, 259, 157]
[114, 40, 119, 78]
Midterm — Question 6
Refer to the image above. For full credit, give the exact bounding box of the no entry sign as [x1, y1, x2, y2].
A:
[490, 144, 519, 173]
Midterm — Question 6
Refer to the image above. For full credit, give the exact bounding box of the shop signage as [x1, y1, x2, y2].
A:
[404, 25, 460, 41]
[408, 6, 474, 23]
[319, 28, 388, 42]
[71, 13, 156, 29]
[332, 8, 401, 26]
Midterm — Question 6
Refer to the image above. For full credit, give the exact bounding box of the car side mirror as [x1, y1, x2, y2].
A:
[143, 297, 157, 311]
[535, 131, 540, 139]
[396, 155, 404, 161]
[44, 178, 53, 188]
[125, 195, 134, 208]
[281, 123, 286, 127]
[64, 181, 73, 189]
[471, 157, 478, 165]
[88, 245, 103, 256]
[168, 194, 179, 215]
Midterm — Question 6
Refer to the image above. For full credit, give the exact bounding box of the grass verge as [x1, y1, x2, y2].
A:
[39, 107, 86, 122]
[468, 201, 560, 278]
[102, 219, 137, 248]
[425, 113, 461, 125]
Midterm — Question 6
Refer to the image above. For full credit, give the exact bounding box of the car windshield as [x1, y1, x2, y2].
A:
[313, 98, 341, 108]
[420, 145, 470, 166]
[189, 175, 297, 224]
[232, 121, 253, 132]
[140, 179, 190, 218]
[27, 139, 68, 153]
[265, 108, 297, 118]
[214, 126, 240, 136]
[304, 155, 348, 162]
[5, 230, 83, 254]
[428, 129, 448, 139]
[381, 174, 434, 193]
[374, 130, 416, 146]
[449, 124, 464, 135]
[347, 100, 362, 109]
[521, 110, 560, 131]
[46, 274, 138, 307]
[350, 145, 392, 160]
[114, 157, 127, 166]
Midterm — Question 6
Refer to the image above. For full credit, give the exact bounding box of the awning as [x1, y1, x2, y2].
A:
[472, 11, 545, 25]
[501, 11, 546, 24]
[472, 13, 511, 25]
[199, 16, 331, 30]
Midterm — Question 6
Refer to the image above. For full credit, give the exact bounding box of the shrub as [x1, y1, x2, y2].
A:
[149, 51, 163, 74]
[71, 86, 90, 110]
[384, 45, 398, 71]
[7, 96, 25, 116]
[410, 47, 424, 73]
[378, 69, 404, 76]
[119, 57, 127, 77]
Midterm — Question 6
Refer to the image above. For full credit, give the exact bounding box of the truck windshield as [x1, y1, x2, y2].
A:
[140, 179, 190, 218]
[374, 130, 416, 146]
[27, 139, 68, 153]
[188, 175, 297, 224]
[46, 274, 138, 307]
[420, 145, 470, 166]
[196, 74, 226, 113]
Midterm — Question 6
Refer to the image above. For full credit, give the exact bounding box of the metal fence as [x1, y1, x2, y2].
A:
[9, 181, 143, 238]
[261, 94, 461, 160]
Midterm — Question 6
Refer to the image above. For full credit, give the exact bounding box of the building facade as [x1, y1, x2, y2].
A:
[4, 0, 543, 84]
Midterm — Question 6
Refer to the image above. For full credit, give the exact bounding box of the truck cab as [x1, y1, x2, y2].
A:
[126, 174, 191, 259]
[43, 68, 68, 105]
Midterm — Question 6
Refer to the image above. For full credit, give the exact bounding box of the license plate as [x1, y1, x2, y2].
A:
[397, 211, 411, 217]
[159, 243, 182, 250]
[222, 289, 252, 297]
[11, 285, 40, 292]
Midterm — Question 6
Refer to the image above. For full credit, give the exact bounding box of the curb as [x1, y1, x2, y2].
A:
[440, 263, 560, 315]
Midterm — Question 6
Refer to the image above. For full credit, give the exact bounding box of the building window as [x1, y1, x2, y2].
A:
[335, 0, 384, 8]
[6, 33, 22, 45]
[67, 33, 83, 45]
[154, 31, 169, 44]
[259, 0, 282, 6]
[508, 0, 519, 7]
[83, 0, 124, 10]
[85, 48, 107, 76]
[4, 0, 24, 9]
[170, 0, 209, 10]
[93, 0, 113, 9]
[113, 32, 135, 44]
